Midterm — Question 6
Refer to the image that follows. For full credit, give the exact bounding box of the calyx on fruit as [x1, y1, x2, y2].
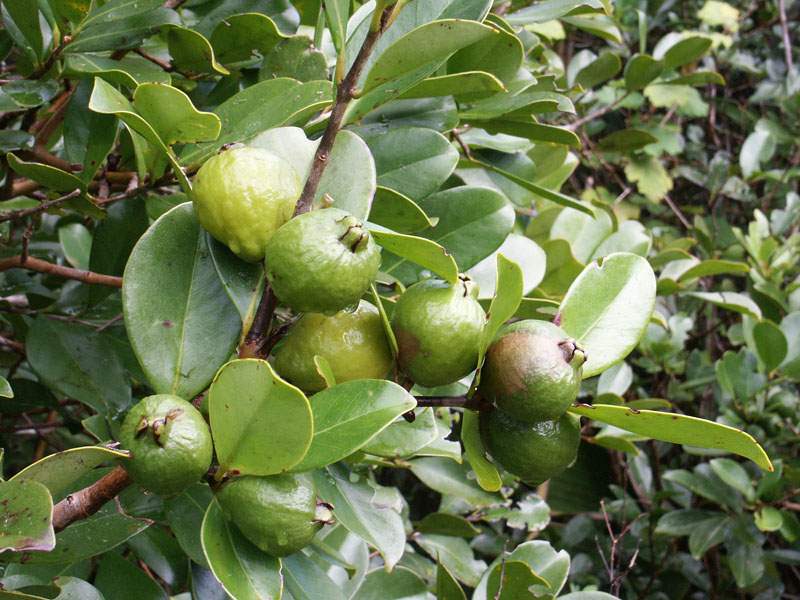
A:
[391, 276, 485, 387]
[274, 300, 394, 392]
[480, 320, 585, 424]
[119, 394, 212, 496]
[264, 208, 381, 314]
[480, 409, 580, 485]
[216, 473, 326, 557]
[192, 146, 301, 262]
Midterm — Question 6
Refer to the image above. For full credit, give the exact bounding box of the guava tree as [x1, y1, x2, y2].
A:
[0, 0, 782, 599]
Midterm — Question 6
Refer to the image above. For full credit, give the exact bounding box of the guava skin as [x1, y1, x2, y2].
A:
[274, 300, 394, 392]
[264, 208, 381, 314]
[119, 394, 212, 496]
[216, 473, 321, 557]
[391, 278, 485, 387]
[192, 147, 302, 262]
[480, 409, 580, 486]
[480, 320, 584, 424]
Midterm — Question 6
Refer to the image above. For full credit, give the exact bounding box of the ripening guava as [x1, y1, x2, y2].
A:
[192, 147, 301, 262]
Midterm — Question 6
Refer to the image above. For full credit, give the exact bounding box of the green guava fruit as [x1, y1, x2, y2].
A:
[479, 320, 585, 423]
[119, 394, 212, 496]
[480, 409, 580, 485]
[264, 208, 381, 314]
[273, 300, 394, 392]
[216, 473, 322, 557]
[192, 146, 302, 262]
[391, 278, 485, 387]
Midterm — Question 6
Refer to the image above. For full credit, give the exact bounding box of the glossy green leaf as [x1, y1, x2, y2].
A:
[624, 54, 663, 90]
[0, 481, 54, 553]
[62, 54, 171, 88]
[164, 483, 213, 568]
[473, 540, 570, 600]
[180, 79, 333, 166]
[559, 253, 657, 377]
[0, 376, 12, 399]
[249, 126, 375, 220]
[6, 153, 85, 193]
[372, 230, 459, 284]
[206, 235, 264, 331]
[368, 186, 437, 233]
[2, 0, 43, 60]
[505, 0, 605, 24]
[361, 407, 438, 458]
[361, 20, 495, 94]
[94, 552, 168, 600]
[164, 25, 229, 76]
[709, 458, 755, 502]
[323, 0, 349, 53]
[740, 130, 775, 179]
[63, 79, 118, 184]
[416, 534, 486, 587]
[661, 36, 712, 69]
[314, 466, 405, 570]
[467, 234, 546, 300]
[201, 499, 283, 600]
[447, 18, 523, 85]
[676, 259, 749, 283]
[597, 128, 658, 152]
[294, 379, 416, 471]
[400, 72, 505, 99]
[750, 319, 788, 372]
[685, 291, 762, 319]
[260, 36, 327, 82]
[481, 254, 524, 361]
[21, 504, 151, 564]
[352, 567, 428, 600]
[209, 12, 288, 65]
[12, 446, 129, 501]
[661, 70, 726, 86]
[123, 203, 241, 398]
[27, 319, 131, 416]
[132, 83, 220, 146]
[209, 358, 313, 476]
[576, 51, 621, 89]
[486, 560, 549, 599]
[409, 457, 501, 507]
[57, 223, 92, 270]
[436, 562, 467, 600]
[365, 127, 459, 201]
[779, 312, 800, 380]
[417, 513, 481, 538]
[570, 404, 773, 470]
[282, 552, 347, 600]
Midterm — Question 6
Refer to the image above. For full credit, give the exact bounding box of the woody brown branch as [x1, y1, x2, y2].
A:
[0, 255, 123, 287]
[52, 466, 132, 532]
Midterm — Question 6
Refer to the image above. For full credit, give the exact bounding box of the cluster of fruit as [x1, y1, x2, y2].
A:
[118, 145, 584, 558]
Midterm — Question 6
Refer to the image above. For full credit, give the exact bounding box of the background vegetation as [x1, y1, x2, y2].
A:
[0, 0, 797, 598]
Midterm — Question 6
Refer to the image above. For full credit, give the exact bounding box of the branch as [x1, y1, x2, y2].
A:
[52, 466, 132, 533]
[0, 255, 123, 287]
[567, 91, 631, 131]
[293, 3, 395, 216]
[778, 0, 794, 71]
[415, 395, 490, 411]
[238, 285, 278, 359]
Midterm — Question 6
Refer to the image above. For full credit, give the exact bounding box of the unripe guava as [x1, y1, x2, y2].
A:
[273, 300, 393, 392]
[119, 394, 212, 496]
[216, 473, 322, 557]
[192, 147, 301, 262]
[264, 208, 381, 314]
[480, 409, 580, 485]
[479, 320, 584, 423]
[391, 278, 485, 387]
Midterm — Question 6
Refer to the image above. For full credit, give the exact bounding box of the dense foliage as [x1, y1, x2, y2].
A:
[0, 0, 797, 599]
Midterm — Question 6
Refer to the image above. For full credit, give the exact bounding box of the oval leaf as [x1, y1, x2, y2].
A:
[0, 480, 55, 553]
[209, 359, 313, 476]
[123, 203, 242, 399]
[372, 230, 459, 284]
[559, 253, 656, 377]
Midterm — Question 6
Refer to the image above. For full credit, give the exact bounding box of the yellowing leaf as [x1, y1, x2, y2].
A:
[624, 156, 673, 202]
[698, 0, 740, 32]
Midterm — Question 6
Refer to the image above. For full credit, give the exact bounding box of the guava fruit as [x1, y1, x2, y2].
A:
[264, 208, 381, 314]
[391, 277, 485, 387]
[192, 146, 302, 262]
[119, 394, 212, 496]
[479, 320, 585, 423]
[273, 300, 393, 392]
[216, 473, 322, 557]
[480, 409, 580, 485]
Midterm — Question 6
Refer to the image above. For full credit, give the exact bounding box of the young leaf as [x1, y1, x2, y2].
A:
[480, 254, 524, 359]
[209, 359, 313, 476]
[372, 230, 459, 284]
[569, 404, 773, 471]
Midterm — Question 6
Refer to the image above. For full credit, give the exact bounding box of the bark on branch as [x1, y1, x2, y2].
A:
[0, 255, 123, 287]
[52, 466, 132, 533]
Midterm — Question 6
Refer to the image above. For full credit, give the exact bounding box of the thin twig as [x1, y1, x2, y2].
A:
[238, 285, 278, 359]
[0, 255, 123, 287]
[663, 194, 692, 229]
[293, 3, 395, 216]
[0, 189, 83, 223]
[778, 0, 794, 71]
[568, 91, 631, 131]
[52, 466, 132, 533]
